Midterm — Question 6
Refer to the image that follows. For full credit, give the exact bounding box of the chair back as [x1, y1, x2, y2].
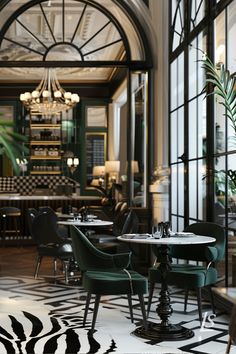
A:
[113, 209, 139, 237]
[31, 210, 63, 245]
[26, 208, 38, 237]
[70, 225, 115, 271]
[170, 222, 225, 263]
[0, 206, 21, 216]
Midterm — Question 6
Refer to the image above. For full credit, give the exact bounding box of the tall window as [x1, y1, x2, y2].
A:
[169, 0, 236, 284]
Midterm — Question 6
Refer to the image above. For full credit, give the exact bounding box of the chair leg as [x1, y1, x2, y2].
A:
[147, 282, 155, 317]
[63, 260, 70, 284]
[13, 217, 20, 247]
[207, 286, 215, 314]
[138, 294, 148, 331]
[196, 287, 203, 324]
[34, 255, 42, 279]
[184, 288, 189, 312]
[53, 258, 57, 277]
[2, 217, 6, 247]
[83, 293, 91, 326]
[91, 295, 101, 332]
[127, 294, 133, 323]
[225, 336, 232, 354]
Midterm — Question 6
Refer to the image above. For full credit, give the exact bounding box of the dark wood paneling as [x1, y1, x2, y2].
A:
[0, 197, 101, 244]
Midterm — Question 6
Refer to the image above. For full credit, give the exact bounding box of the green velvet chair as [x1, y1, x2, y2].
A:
[147, 222, 225, 323]
[70, 225, 148, 332]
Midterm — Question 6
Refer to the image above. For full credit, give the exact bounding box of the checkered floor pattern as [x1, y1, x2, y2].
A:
[0, 276, 234, 354]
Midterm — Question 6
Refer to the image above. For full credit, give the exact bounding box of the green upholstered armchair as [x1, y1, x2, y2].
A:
[147, 222, 225, 324]
[70, 225, 148, 332]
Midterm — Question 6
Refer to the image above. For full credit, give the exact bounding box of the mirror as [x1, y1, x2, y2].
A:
[130, 71, 148, 207]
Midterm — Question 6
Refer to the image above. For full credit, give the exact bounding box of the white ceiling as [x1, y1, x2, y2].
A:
[0, 0, 130, 83]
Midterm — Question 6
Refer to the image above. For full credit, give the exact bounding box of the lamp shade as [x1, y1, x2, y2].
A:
[132, 160, 139, 173]
[67, 158, 73, 167]
[93, 165, 105, 176]
[73, 158, 79, 167]
[105, 160, 120, 173]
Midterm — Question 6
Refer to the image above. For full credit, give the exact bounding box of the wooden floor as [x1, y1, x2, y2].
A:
[0, 245, 53, 277]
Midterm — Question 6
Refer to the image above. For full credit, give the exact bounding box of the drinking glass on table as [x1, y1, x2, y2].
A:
[73, 212, 79, 221]
[152, 224, 161, 238]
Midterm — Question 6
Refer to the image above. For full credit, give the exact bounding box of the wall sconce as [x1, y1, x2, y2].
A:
[67, 157, 79, 174]
[16, 158, 28, 174]
[105, 160, 120, 184]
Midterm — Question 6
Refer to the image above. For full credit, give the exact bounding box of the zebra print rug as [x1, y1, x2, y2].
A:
[0, 276, 231, 354]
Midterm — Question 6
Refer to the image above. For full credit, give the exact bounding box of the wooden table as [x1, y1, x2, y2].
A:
[118, 233, 216, 341]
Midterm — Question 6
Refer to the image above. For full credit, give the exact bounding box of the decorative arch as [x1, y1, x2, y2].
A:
[0, 0, 153, 68]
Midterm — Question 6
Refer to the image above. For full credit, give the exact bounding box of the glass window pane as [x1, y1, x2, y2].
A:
[198, 94, 206, 157]
[171, 54, 184, 110]
[228, 1, 236, 73]
[214, 156, 226, 226]
[189, 33, 206, 100]
[198, 159, 206, 220]
[178, 53, 184, 107]
[215, 98, 226, 154]
[228, 154, 236, 214]
[171, 165, 177, 214]
[171, 0, 184, 51]
[171, 59, 177, 111]
[197, 32, 207, 95]
[170, 111, 177, 163]
[178, 163, 184, 216]
[171, 215, 177, 232]
[178, 107, 184, 160]
[191, 0, 206, 30]
[189, 41, 197, 99]
[178, 217, 184, 232]
[215, 12, 226, 66]
[189, 160, 197, 219]
[227, 119, 236, 152]
[189, 99, 197, 160]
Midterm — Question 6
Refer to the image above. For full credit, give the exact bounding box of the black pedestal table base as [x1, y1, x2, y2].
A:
[134, 243, 194, 341]
[133, 322, 194, 341]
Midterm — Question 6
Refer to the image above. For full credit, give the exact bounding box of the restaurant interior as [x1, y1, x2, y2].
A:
[0, 1, 236, 353]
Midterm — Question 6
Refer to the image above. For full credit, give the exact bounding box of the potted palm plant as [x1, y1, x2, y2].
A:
[201, 53, 236, 207]
[0, 116, 28, 174]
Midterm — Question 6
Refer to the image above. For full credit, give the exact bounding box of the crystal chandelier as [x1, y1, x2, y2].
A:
[20, 69, 80, 114]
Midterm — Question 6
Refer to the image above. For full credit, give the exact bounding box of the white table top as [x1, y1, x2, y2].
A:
[58, 219, 113, 227]
[118, 234, 216, 245]
[56, 213, 98, 219]
[218, 213, 236, 218]
[0, 195, 101, 201]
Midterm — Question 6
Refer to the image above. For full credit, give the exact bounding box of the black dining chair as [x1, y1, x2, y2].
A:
[147, 222, 225, 323]
[87, 209, 139, 252]
[29, 209, 74, 283]
[0, 206, 22, 246]
[70, 225, 148, 332]
[226, 305, 236, 354]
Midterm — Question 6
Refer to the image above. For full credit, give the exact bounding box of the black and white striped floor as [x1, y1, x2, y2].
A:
[0, 276, 234, 354]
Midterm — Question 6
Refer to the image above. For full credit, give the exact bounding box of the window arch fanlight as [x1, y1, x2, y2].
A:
[0, 0, 151, 67]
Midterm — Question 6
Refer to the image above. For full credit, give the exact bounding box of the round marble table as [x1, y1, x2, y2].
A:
[118, 233, 216, 341]
[56, 212, 98, 220]
[58, 219, 113, 227]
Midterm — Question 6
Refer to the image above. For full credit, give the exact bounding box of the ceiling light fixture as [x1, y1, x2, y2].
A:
[20, 68, 80, 114]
